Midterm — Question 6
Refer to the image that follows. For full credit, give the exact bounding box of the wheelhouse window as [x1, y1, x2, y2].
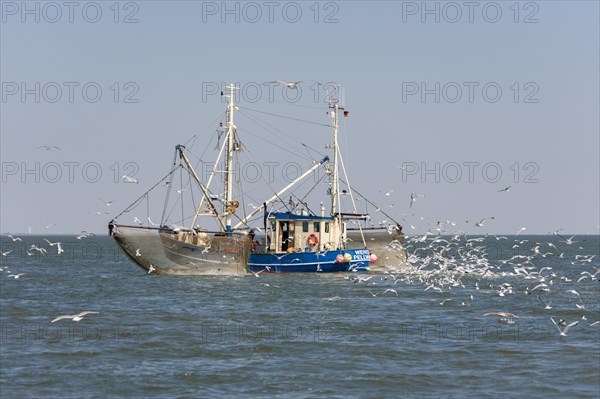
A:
[314, 222, 320, 232]
[325, 222, 329, 233]
[302, 222, 309, 232]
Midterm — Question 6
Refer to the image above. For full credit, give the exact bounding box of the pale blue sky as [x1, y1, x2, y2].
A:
[1, 1, 598, 235]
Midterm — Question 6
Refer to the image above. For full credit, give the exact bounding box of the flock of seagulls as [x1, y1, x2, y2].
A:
[344, 227, 600, 338]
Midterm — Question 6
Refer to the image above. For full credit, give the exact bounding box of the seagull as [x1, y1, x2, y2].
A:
[273, 80, 303, 89]
[92, 210, 109, 215]
[551, 317, 578, 337]
[498, 186, 511, 192]
[100, 198, 113, 206]
[44, 239, 64, 255]
[537, 295, 552, 310]
[380, 189, 393, 196]
[7, 234, 22, 242]
[1, 250, 12, 256]
[565, 289, 581, 299]
[409, 192, 425, 207]
[250, 269, 265, 277]
[36, 145, 61, 150]
[148, 264, 156, 274]
[135, 248, 141, 257]
[560, 236, 579, 245]
[382, 288, 398, 296]
[484, 312, 519, 324]
[439, 299, 452, 306]
[7, 273, 24, 279]
[51, 311, 99, 323]
[516, 227, 527, 235]
[466, 217, 495, 227]
[29, 245, 47, 255]
[122, 175, 139, 184]
[202, 246, 211, 254]
[353, 275, 374, 284]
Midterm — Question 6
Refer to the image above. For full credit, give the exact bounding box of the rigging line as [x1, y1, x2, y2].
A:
[300, 172, 328, 203]
[237, 126, 311, 162]
[114, 166, 181, 221]
[339, 178, 403, 227]
[238, 108, 326, 158]
[238, 106, 334, 128]
[268, 98, 326, 110]
[237, 142, 311, 204]
[183, 133, 197, 149]
[180, 165, 184, 226]
[236, 109, 311, 159]
[188, 167, 196, 226]
[336, 144, 366, 246]
[289, 191, 317, 216]
[190, 112, 227, 182]
[161, 148, 180, 224]
[197, 110, 227, 160]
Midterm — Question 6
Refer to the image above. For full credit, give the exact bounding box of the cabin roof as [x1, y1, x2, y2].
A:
[269, 212, 333, 221]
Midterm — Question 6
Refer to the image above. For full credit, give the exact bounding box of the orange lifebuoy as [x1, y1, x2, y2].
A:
[307, 234, 319, 247]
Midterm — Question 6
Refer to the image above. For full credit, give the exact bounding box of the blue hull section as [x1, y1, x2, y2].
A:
[248, 248, 371, 273]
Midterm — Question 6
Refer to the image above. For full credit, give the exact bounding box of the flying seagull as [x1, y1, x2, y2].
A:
[409, 192, 425, 207]
[122, 175, 139, 184]
[36, 145, 61, 150]
[551, 317, 578, 337]
[273, 80, 303, 89]
[466, 217, 495, 227]
[51, 311, 99, 323]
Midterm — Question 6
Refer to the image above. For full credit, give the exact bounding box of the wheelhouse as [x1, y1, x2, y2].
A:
[267, 212, 345, 253]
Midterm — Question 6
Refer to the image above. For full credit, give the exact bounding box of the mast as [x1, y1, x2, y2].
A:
[330, 96, 341, 221]
[223, 84, 238, 232]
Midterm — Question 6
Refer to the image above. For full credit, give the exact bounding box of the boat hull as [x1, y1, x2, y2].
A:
[248, 248, 372, 273]
[113, 225, 251, 275]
